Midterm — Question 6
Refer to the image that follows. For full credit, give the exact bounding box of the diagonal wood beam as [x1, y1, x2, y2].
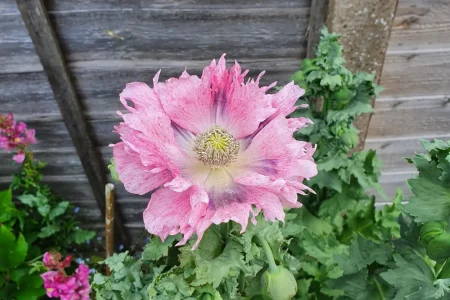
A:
[16, 0, 130, 248]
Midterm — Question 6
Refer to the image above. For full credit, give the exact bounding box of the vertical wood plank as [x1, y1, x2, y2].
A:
[306, 0, 329, 58]
[105, 183, 114, 275]
[326, 0, 398, 150]
[15, 0, 130, 248]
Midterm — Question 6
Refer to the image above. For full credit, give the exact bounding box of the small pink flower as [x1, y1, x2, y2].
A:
[112, 55, 317, 248]
[0, 113, 36, 162]
[43, 252, 72, 270]
[12, 152, 25, 163]
[41, 253, 90, 299]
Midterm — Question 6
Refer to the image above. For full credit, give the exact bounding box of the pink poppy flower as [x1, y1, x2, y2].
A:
[112, 55, 317, 248]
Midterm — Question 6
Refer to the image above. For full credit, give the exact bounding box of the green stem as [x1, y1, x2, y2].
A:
[27, 253, 44, 264]
[436, 258, 449, 278]
[373, 278, 386, 300]
[256, 234, 278, 273]
[238, 271, 246, 294]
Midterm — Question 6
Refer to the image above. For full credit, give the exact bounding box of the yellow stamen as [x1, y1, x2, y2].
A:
[193, 126, 240, 168]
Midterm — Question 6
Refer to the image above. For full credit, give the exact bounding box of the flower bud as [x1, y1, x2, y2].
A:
[261, 266, 297, 300]
[420, 221, 450, 261]
[200, 294, 214, 300]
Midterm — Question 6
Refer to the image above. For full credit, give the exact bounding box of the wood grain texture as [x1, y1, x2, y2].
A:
[368, 103, 450, 139]
[389, 0, 450, 53]
[1, 59, 302, 122]
[366, 134, 450, 173]
[306, 0, 329, 58]
[0, 5, 310, 74]
[1, 0, 310, 13]
[380, 51, 450, 98]
[15, 0, 130, 247]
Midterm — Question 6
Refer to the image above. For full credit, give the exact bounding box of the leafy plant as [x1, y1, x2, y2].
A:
[1, 137, 95, 298]
[94, 28, 450, 300]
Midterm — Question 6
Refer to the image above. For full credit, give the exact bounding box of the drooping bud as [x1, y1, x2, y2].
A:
[261, 266, 297, 300]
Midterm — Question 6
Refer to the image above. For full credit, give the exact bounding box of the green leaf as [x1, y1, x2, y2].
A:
[181, 238, 249, 288]
[48, 201, 69, 220]
[102, 251, 130, 273]
[334, 234, 392, 274]
[283, 207, 333, 237]
[327, 269, 389, 300]
[0, 225, 28, 271]
[403, 155, 450, 223]
[380, 253, 435, 299]
[320, 74, 342, 90]
[71, 229, 96, 244]
[17, 194, 36, 207]
[108, 158, 121, 182]
[142, 235, 180, 261]
[10, 271, 45, 300]
[299, 230, 348, 268]
[37, 224, 60, 238]
[0, 189, 17, 223]
[308, 170, 342, 192]
[375, 188, 403, 239]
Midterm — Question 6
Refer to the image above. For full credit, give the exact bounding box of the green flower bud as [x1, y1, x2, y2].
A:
[261, 267, 297, 300]
[334, 86, 351, 109]
[200, 294, 214, 300]
[420, 221, 450, 261]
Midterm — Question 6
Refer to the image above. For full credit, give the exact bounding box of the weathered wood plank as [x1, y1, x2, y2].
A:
[374, 95, 450, 112]
[16, 0, 130, 247]
[366, 134, 450, 173]
[0, 9, 308, 74]
[1, 59, 302, 121]
[1, 0, 310, 14]
[388, 0, 450, 53]
[306, 0, 329, 58]
[368, 104, 450, 139]
[326, 0, 398, 151]
[381, 51, 450, 98]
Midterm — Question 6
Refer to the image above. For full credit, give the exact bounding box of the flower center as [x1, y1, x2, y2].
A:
[193, 126, 240, 168]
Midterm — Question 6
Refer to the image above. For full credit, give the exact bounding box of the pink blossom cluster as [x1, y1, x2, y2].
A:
[0, 113, 36, 163]
[41, 252, 90, 300]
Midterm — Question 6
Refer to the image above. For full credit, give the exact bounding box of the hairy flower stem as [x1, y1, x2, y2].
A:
[256, 234, 278, 273]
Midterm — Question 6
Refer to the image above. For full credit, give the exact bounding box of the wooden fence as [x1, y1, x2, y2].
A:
[1, 0, 448, 245]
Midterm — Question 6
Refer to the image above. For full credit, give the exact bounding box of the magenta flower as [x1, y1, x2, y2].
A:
[0, 113, 36, 163]
[41, 252, 90, 299]
[112, 55, 317, 247]
[43, 252, 73, 270]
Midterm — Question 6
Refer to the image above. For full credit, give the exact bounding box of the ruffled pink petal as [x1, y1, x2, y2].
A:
[250, 188, 285, 222]
[156, 71, 214, 134]
[113, 142, 173, 195]
[235, 173, 303, 208]
[120, 78, 163, 113]
[211, 56, 277, 139]
[288, 117, 313, 132]
[143, 187, 194, 241]
[269, 81, 305, 117]
[237, 115, 297, 177]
